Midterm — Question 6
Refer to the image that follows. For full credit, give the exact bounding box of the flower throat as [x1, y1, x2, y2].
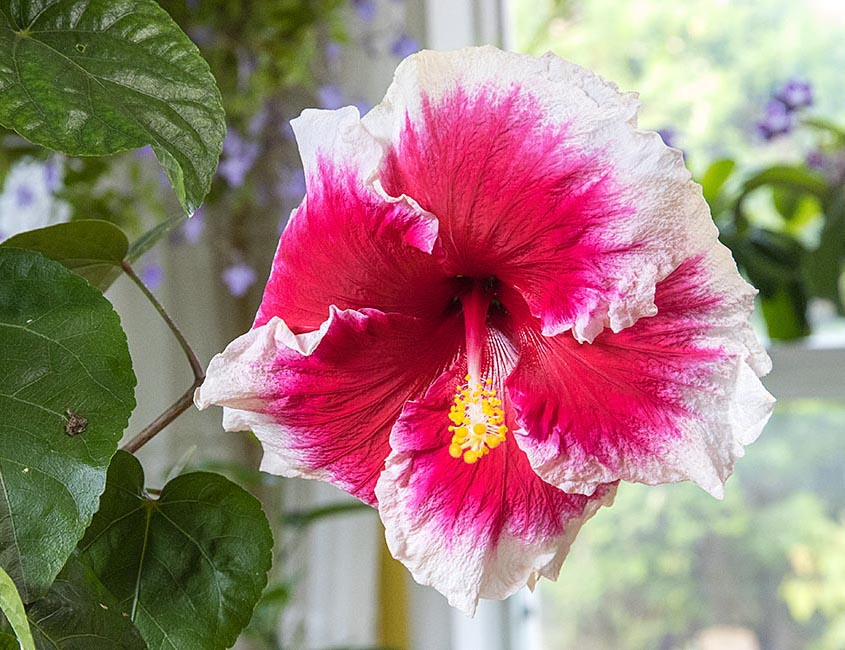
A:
[447, 280, 508, 464]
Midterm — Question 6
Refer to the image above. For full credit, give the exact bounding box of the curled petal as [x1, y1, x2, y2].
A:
[196, 308, 462, 505]
[365, 46, 715, 342]
[376, 363, 616, 615]
[508, 243, 774, 497]
[255, 107, 450, 332]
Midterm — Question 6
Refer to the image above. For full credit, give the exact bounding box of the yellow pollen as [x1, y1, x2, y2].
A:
[447, 377, 508, 464]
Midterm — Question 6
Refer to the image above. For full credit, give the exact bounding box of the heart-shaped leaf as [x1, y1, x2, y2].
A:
[1, 220, 128, 290]
[0, 248, 136, 601]
[0, 566, 35, 650]
[26, 555, 146, 650]
[79, 452, 273, 650]
[0, 0, 225, 214]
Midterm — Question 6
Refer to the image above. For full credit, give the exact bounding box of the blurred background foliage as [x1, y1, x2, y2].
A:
[511, 0, 845, 345]
[510, 1, 845, 649]
[541, 403, 845, 650]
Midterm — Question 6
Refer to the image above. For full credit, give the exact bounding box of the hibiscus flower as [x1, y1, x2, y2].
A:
[196, 46, 774, 614]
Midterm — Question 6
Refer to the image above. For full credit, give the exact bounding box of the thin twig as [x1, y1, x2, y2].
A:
[120, 260, 205, 453]
[122, 381, 203, 453]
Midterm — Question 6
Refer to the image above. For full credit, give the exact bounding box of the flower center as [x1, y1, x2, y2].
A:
[448, 376, 507, 463]
[445, 278, 508, 463]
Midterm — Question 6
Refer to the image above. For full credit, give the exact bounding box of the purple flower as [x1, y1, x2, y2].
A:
[223, 263, 257, 297]
[390, 33, 420, 59]
[806, 149, 845, 183]
[43, 157, 62, 192]
[279, 169, 306, 202]
[181, 208, 205, 244]
[353, 99, 373, 116]
[806, 150, 827, 170]
[325, 41, 342, 63]
[0, 159, 71, 234]
[248, 105, 269, 137]
[756, 99, 795, 141]
[280, 120, 296, 142]
[656, 128, 678, 149]
[140, 263, 164, 290]
[14, 184, 35, 209]
[187, 25, 213, 47]
[352, 0, 376, 22]
[135, 145, 156, 160]
[318, 84, 345, 110]
[775, 79, 813, 111]
[237, 48, 257, 92]
[218, 129, 259, 188]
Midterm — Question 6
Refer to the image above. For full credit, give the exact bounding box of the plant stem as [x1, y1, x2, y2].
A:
[120, 260, 205, 453]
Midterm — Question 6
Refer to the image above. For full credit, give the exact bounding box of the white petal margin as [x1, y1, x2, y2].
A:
[292, 106, 383, 196]
[514, 241, 775, 499]
[375, 455, 617, 617]
[362, 45, 717, 342]
[194, 314, 334, 479]
[290, 106, 439, 254]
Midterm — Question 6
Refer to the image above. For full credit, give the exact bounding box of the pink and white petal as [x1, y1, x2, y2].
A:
[363, 46, 715, 342]
[255, 107, 449, 332]
[508, 242, 774, 498]
[375, 363, 616, 616]
[196, 307, 462, 505]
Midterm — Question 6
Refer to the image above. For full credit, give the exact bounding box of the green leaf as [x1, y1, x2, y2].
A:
[1, 221, 128, 291]
[724, 228, 812, 340]
[0, 248, 136, 602]
[772, 190, 822, 233]
[126, 215, 183, 264]
[741, 165, 828, 197]
[802, 117, 845, 142]
[743, 165, 828, 200]
[729, 228, 806, 298]
[0, 0, 225, 214]
[0, 566, 35, 650]
[733, 165, 829, 233]
[26, 555, 146, 650]
[760, 286, 810, 341]
[804, 189, 845, 309]
[0, 633, 19, 650]
[700, 158, 735, 206]
[79, 452, 273, 650]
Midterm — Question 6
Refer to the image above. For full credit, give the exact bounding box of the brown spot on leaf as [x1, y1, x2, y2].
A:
[65, 409, 88, 436]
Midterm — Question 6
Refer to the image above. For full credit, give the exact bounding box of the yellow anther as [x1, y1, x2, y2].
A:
[446, 375, 509, 464]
